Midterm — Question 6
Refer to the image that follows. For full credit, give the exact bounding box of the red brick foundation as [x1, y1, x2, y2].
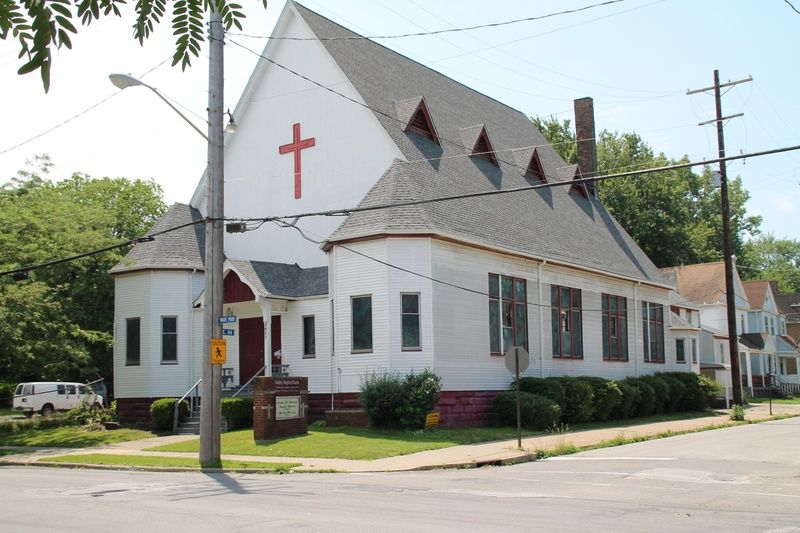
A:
[435, 390, 499, 427]
[116, 397, 158, 425]
[309, 390, 502, 428]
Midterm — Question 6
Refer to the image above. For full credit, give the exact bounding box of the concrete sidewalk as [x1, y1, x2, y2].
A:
[2, 402, 798, 473]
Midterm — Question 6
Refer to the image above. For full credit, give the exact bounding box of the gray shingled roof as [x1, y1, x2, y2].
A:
[109, 203, 205, 274]
[294, 4, 667, 285]
[229, 259, 328, 298]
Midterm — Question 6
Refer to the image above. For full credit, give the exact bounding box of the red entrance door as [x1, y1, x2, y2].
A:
[239, 318, 264, 384]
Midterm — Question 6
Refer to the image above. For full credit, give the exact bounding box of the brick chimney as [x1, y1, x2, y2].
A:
[574, 97, 597, 198]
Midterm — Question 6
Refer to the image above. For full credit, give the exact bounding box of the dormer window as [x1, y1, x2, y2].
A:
[396, 96, 440, 145]
[525, 151, 546, 183]
[569, 167, 589, 198]
[471, 127, 498, 166]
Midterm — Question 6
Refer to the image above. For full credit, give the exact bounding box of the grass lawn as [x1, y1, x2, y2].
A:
[38, 454, 299, 472]
[0, 427, 153, 448]
[747, 397, 800, 405]
[147, 426, 548, 460]
[147, 411, 718, 460]
[0, 408, 14, 417]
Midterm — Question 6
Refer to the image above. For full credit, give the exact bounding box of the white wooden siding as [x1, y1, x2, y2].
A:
[114, 271, 200, 398]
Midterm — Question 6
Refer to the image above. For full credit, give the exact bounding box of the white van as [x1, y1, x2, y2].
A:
[12, 382, 104, 417]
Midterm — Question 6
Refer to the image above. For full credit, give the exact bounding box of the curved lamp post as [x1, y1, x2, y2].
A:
[110, 11, 226, 467]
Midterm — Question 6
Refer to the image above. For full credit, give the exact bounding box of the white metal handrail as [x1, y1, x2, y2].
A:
[232, 364, 267, 398]
[173, 378, 202, 434]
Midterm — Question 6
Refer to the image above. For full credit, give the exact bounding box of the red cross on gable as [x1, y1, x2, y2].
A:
[279, 123, 316, 199]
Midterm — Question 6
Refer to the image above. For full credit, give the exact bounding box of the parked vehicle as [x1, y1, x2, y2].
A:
[12, 382, 105, 417]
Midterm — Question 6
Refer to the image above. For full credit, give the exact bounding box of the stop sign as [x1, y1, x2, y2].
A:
[504, 346, 530, 375]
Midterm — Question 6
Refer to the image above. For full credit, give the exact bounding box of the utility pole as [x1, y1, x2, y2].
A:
[200, 6, 225, 467]
[687, 70, 752, 406]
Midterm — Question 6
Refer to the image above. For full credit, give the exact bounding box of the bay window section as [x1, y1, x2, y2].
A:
[488, 274, 527, 355]
[601, 294, 628, 361]
[642, 301, 665, 363]
[551, 285, 582, 358]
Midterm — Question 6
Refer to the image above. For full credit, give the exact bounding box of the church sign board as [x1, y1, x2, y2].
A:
[253, 376, 308, 440]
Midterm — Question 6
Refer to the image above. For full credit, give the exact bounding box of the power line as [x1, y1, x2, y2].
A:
[0, 57, 172, 158]
[0, 218, 206, 278]
[232, 0, 625, 41]
[5, 144, 799, 280]
[230, 143, 800, 225]
[785, 0, 800, 15]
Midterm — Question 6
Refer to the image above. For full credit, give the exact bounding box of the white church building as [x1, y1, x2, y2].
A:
[110, 2, 690, 425]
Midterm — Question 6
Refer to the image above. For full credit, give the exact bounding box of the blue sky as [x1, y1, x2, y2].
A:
[0, 0, 797, 239]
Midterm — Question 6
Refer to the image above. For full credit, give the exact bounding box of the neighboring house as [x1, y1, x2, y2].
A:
[111, 1, 691, 425]
[667, 290, 701, 375]
[660, 262, 751, 397]
[775, 291, 800, 340]
[743, 280, 800, 387]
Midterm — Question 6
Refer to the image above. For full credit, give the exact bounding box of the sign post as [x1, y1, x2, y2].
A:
[504, 346, 530, 450]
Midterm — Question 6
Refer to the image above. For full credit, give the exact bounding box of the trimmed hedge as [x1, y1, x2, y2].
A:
[640, 375, 669, 414]
[397, 370, 442, 430]
[613, 380, 641, 419]
[657, 374, 687, 413]
[517, 377, 567, 413]
[492, 391, 561, 430]
[150, 398, 188, 432]
[579, 377, 622, 421]
[222, 397, 254, 430]
[624, 378, 656, 417]
[554, 377, 594, 423]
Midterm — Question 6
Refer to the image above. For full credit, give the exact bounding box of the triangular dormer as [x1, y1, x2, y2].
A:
[569, 166, 589, 198]
[395, 96, 440, 145]
[468, 126, 498, 166]
[525, 150, 546, 183]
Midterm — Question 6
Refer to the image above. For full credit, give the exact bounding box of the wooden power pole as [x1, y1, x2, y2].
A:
[687, 70, 752, 406]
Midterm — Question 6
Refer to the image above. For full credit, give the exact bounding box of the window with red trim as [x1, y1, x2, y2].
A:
[602, 294, 628, 361]
[551, 285, 583, 358]
[642, 301, 665, 363]
[489, 274, 527, 355]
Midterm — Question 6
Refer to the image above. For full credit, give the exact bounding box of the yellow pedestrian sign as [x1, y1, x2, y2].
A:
[211, 338, 227, 365]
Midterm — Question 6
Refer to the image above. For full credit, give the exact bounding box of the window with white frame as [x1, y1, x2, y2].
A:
[401, 293, 421, 350]
[126, 317, 140, 366]
[303, 315, 316, 357]
[676, 338, 686, 364]
[351, 295, 373, 352]
[161, 316, 177, 364]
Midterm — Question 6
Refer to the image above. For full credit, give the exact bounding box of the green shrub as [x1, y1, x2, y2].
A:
[662, 372, 721, 411]
[66, 399, 112, 426]
[657, 374, 687, 412]
[640, 375, 669, 414]
[730, 403, 746, 421]
[613, 380, 641, 419]
[0, 382, 16, 408]
[222, 397, 254, 430]
[623, 378, 656, 417]
[517, 377, 567, 413]
[360, 370, 443, 429]
[108, 400, 120, 422]
[492, 391, 561, 430]
[579, 377, 622, 421]
[360, 373, 405, 428]
[398, 369, 442, 430]
[150, 398, 188, 432]
[554, 377, 594, 423]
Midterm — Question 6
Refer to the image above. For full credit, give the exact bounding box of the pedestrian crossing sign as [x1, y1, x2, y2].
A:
[211, 338, 227, 365]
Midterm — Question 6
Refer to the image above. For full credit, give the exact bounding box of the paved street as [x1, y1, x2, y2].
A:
[2, 417, 799, 532]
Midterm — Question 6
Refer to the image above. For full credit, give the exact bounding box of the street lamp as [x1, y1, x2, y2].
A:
[109, 73, 210, 141]
[110, 8, 225, 467]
